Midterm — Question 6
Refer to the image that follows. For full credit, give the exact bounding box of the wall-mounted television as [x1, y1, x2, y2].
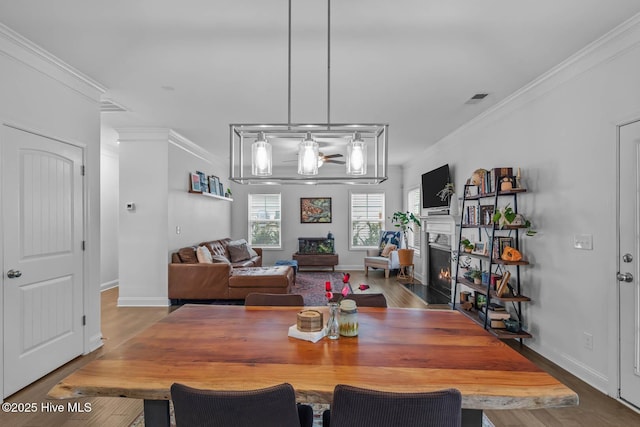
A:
[421, 164, 450, 211]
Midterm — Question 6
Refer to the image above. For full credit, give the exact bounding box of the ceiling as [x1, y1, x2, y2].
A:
[2, 0, 640, 165]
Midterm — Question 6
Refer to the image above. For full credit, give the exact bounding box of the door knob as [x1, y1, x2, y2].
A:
[623, 253, 633, 263]
[7, 269, 22, 278]
[617, 272, 633, 282]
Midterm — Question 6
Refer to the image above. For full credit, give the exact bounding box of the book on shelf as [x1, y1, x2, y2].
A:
[478, 310, 507, 328]
[481, 307, 511, 320]
[480, 167, 514, 194]
[480, 205, 495, 225]
[488, 302, 506, 311]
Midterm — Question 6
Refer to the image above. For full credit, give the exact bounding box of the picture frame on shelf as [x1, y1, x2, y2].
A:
[471, 241, 488, 256]
[190, 173, 202, 192]
[219, 182, 224, 196]
[196, 171, 208, 193]
[209, 176, 218, 195]
[211, 176, 220, 195]
[300, 197, 332, 223]
[492, 236, 514, 260]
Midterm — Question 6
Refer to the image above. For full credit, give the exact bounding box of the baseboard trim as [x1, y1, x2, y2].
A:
[100, 280, 119, 291]
[117, 297, 171, 307]
[86, 332, 103, 354]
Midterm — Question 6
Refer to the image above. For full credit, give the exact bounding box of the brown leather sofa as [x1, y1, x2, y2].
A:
[169, 238, 294, 301]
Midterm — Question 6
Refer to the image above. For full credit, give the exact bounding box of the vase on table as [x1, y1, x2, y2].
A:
[326, 302, 340, 340]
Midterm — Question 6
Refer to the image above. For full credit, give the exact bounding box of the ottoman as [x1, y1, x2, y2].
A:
[228, 266, 294, 299]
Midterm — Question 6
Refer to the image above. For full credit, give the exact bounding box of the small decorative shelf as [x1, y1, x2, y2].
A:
[188, 190, 233, 202]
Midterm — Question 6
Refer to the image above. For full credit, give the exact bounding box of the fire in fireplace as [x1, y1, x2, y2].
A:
[428, 246, 453, 304]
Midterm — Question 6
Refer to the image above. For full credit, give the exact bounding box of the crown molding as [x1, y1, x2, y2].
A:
[115, 128, 213, 164]
[430, 12, 640, 152]
[0, 23, 106, 102]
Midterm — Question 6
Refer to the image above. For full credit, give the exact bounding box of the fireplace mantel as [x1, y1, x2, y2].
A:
[420, 215, 460, 304]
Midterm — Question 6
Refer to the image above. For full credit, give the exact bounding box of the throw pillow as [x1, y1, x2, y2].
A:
[178, 247, 199, 264]
[247, 244, 258, 258]
[196, 246, 213, 264]
[228, 239, 252, 263]
[211, 254, 232, 266]
[381, 243, 397, 258]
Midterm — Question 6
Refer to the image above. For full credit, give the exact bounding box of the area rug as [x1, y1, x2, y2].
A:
[291, 272, 384, 306]
[129, 404, 494, 426]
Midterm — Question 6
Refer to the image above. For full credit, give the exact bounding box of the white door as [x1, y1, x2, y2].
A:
[2, 125, 84, 398]
[619, 119, 640, 409]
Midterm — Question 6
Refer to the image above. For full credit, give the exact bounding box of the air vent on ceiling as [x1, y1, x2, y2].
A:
[465, 93, 489, 105]
[100, 99, 128, 113]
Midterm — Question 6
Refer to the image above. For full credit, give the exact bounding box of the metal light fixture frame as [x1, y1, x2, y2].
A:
[230, 123, 388, 184]
[229, 0, 388, 185]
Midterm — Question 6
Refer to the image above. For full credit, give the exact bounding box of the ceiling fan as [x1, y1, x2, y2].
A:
[318, 152, 346, 165]
[283, 151, 345, 166]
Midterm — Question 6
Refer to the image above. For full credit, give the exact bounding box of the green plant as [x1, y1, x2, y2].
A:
[492, 204, 536, 236]
[468, 268, 483, 280]
[436, 182, 456, 202]
[390, 211, 422, 246]
[226, 187, 232, 196]
[460, 238, 474, 251]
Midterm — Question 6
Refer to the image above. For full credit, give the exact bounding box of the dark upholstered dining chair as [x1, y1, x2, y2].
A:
[330, 293, 387, 308]
[171, 382, 313, 427]
[322, 385, 462, 427]
[244, 292, 304, 306]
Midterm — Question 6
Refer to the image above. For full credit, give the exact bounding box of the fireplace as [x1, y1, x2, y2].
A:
[404, 215, 457, 305]
[427, 241, 453, 304]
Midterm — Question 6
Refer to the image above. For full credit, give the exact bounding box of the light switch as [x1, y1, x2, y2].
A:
[573, 234, 593, 250]
[176, 226, 181, 235]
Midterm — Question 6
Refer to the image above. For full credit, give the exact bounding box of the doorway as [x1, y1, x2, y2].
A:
[1, 124, 85, 398]
[618, 119, 640, 409]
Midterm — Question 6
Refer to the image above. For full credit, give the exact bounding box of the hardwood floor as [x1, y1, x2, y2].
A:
[0, 287, 170, 427]
[0, 272, 638, 426]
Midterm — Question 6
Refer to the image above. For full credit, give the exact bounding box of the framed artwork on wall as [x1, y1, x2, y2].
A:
[300, 197, 332, 223]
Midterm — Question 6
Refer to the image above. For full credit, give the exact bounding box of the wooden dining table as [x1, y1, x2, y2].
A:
[48, 305, 578, 426]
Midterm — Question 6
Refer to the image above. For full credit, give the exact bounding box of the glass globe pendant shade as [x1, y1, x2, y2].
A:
[346, 133, 367, 175]
[298, 133, 319, 175]
[251, 132, 272, 176]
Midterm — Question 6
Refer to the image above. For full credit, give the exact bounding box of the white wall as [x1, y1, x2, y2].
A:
[117, 129, 231, 306]
[403, 16, 640, 396]
[100, 129, 119, 289]
[168, 142, 231, 250]
[230, 166, 403, 268]
[0, 23, 104, 367]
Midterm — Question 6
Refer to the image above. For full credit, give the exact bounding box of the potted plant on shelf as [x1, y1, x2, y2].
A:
[492, 204, 536, 236]
[391, 211, 422, 266]
[469, 268, 483, 285]
[460, 238, 474, 253]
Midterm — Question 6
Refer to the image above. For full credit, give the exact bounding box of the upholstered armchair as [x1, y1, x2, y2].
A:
[364, 231, 402, 279]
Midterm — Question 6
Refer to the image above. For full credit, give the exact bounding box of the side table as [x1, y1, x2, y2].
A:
[397, 264, 414, 283]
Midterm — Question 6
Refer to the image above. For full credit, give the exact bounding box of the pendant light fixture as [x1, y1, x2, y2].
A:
[298, 132, 320, 175]
[230, 0, 388, 185]
[251, 131, 272, 176]
[346, 132, 367, 175]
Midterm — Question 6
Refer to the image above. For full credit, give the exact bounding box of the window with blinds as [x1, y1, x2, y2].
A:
[407, 187, 421, 254]
[248, 193, 281, 248]
[350, 192, 385, 249]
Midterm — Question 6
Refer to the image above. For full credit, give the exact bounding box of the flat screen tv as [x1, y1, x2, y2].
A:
[421, 164, 450, 210]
